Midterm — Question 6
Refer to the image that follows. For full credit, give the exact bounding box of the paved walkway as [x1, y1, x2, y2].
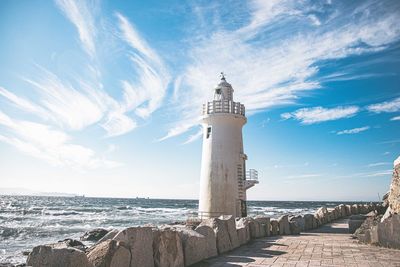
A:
[195, 219, 400, 267]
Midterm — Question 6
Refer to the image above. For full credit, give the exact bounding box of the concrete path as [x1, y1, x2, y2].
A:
[195, 219, 400, 267]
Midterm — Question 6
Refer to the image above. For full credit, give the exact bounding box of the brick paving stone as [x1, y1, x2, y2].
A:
[196, 219, 400, 267]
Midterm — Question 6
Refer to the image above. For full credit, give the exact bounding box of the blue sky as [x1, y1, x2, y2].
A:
[0, 0, 399, 201]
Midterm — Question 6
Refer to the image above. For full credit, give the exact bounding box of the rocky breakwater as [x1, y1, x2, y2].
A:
[354, 156, 400, 249]
[23, 202, 379, 267]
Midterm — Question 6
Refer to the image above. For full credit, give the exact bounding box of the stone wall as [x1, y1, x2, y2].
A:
[26, 202, 379, 267]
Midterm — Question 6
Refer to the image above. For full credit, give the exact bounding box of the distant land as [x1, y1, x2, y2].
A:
[0, 187, 79, 197]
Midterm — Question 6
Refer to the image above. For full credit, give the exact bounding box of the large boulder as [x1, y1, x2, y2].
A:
[87, 240, 130, 267]
[248, 218, 262, 238]
[27, 246, 91, 267]
[289, 216, 305, 231]
[338, 204, 347, 218]
[194, 225, 218, 259]
[345, 205, 352, 216]
[289, 221, 300, 235]
[315, 207, 328, 224]
[303, 214, 314, 230]
[386, 157, 400, 215]
[199, 215, 238, 254]
[351, 204, 359, 215]
[113, 227, 154, 267]
[278, 215, 290, 235]
[97, 229, 119, 244]
[176, 227, 209, 266]
[348, 215, 367, 234]
[353, 215, 381, 245]
[377, 214, 400, 249]
[254, 216, 270, 237]
[152, 228, 184, 267]
[81, 229, 109, 242]
[270, 219, 279, 236]
[235, 218, 250, 245]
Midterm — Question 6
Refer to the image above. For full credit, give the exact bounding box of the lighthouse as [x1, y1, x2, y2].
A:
[199, 73, 258, 218]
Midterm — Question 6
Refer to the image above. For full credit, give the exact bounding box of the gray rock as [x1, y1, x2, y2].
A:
[199, 217, 231, 254]
[289, 221, 300, 235]
[177, 227, 208, 266]
[87, 239, 130, 267]
[255, 216, 270, 237]
[303, 214, 314, 230]
[351, 204, 359, 215]
[290, 216, 305, 231]
[27, 246, 91, 267]
[345, 205, 352, 216]
[338, 204, 347, 218]
[194, 225, 218, 258]
[81, 229, 109, 242]
[97, 229, 119, 244]
[315, 207, 328, 224]
[278, 215, 290, 235]
[377, 214, 400, 249]
[113, 227, 154, 267]
[235, 218, 250, 245]
[348, 215, 367, 234]
[270, 219, 279, 236]
[152, 228, 184, 267]
[219, 215, 240, 249]
[248, 218, 262, 239]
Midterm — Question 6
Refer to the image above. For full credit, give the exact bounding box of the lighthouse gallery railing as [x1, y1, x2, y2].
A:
[203, 100, 245, 116]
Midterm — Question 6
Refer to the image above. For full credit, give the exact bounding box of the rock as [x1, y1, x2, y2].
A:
[338, 204, 347, 218]
[218, 215, 240, 249]
[289, 216, 305, 231]
[27, 246, 91, 267]
[97, 229, 119, 244]
[235, 218, 250, 245]
[345, 205, 352, 216]
[255, 216, 270, 237]
[315, 207, 328, 224]
[377, 214, 400, 249]
[54, 239, 86, 251]
[194, 225, 218, 258]
[312, 215, 319, 228]
[348, 215, 367, 234]
[278, 215, 290, 235]
[270, 219, 279, 236]
[113, 227, 154, 267]
[81, 229, 109, 242]
[289, 221, 300, 235]
[199, 217, 232, 254]
[152, 228, 184, 267]
[303, 214, 314, 230]
[248, 218, 262, 239]
[351, 204, 359, 215]
[87, 239, 130, 267]
[387, 157, 400, 214]
[353, 215, 381, 245]
[177, 227, 208, 266]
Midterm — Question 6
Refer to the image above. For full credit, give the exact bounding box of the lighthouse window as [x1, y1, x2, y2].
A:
[206, 127, 212, 138]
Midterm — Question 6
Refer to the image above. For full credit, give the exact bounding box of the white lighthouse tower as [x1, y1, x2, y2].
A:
[199, 73, 258, 218]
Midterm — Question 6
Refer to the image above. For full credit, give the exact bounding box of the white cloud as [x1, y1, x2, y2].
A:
[336, 126, 370, 135]
[164, 0, 400, 140]
[281, 106, 359, 124]
[367, 97, 400, 113]
[55, 0, 97, 57]
[116, 13, 170, 121]
[367, 162, 390, 167]
[0, 111, 120, 169]
[391, 116, 400, 121]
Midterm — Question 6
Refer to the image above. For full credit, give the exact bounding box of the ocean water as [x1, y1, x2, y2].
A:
[0, 195, 361, 265]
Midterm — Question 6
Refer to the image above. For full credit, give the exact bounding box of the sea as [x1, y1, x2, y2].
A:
[0, 195, 365, 266]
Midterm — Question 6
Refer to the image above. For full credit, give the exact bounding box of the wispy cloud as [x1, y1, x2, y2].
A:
[367, 97, 400, 113]
[367, 162, 390, 167]
[164, 0, 400, 141]
[0, 111, 120, 169]
[281, 106, 359, 124]
[55, 0, 97, 58]
[336, 126, 370, 135]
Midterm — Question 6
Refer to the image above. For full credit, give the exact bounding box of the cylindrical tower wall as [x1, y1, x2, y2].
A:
[199, 113, 246, 218]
